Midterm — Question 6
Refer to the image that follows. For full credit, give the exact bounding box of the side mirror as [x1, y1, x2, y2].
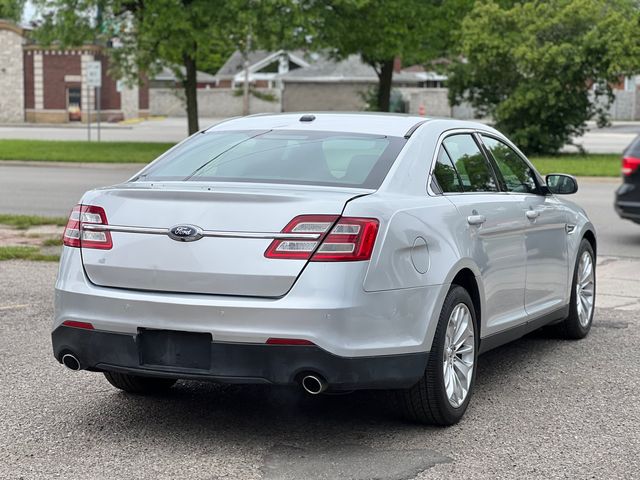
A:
[545, 174, 578, 195]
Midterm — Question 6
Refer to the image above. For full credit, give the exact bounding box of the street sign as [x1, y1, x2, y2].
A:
[85, 61, 102, 87]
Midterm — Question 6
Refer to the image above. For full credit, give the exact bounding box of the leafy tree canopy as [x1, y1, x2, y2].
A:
[33, 0, 309, 134]
[311, 0, 473, 112]
[448, 0, 640, 154]
[0, 0, 25, 22]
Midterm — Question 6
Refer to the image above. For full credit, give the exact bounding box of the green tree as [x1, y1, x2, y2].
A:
[312, 0, 473, 112]
[448, 0, 640, 154]
[0, 0, 25, 22]
[33, 0, 307, 134]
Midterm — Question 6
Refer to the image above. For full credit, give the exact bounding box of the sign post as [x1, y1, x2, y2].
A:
[85, 61, 102, 142]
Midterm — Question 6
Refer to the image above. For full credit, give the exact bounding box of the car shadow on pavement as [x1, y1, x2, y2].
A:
[66, 328, 567, 438]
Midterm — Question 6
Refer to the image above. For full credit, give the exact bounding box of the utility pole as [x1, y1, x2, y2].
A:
[87, 82, 91, 142]
[242, 31, 252, 116]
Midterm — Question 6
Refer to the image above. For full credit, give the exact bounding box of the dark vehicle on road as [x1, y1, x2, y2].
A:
[615, 136, 640, 224]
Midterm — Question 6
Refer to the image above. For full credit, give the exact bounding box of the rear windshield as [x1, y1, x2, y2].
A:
[135, 130, 406, 189]
[624, 134, 640, 158]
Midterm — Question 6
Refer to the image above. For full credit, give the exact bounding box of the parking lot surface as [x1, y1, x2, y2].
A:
[1, 256, 639, 479]
[1, 175, 640, 479]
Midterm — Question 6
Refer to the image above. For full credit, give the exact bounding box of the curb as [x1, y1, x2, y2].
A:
[0, 160, 145, 169]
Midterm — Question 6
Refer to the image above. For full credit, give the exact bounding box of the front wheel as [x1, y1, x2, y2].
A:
[558, 239, 596, 339]
[391, 285, 478, 426]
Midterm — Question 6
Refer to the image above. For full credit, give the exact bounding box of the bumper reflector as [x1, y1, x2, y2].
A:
[62, 320, 95, 330]
[266, 337, 315, 346]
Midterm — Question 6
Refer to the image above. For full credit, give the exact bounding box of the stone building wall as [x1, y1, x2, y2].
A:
[0, 26, 25, 123]
[281, 82, 370, 112]
[150, 88, 281, 117]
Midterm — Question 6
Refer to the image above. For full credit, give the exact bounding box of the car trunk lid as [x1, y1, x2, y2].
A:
[79, 182, 369, 297]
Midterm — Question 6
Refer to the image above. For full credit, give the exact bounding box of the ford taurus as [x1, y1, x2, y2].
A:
[53, 113, 596, 425]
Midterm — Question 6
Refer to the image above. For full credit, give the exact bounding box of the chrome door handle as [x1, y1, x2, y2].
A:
[526, 210, 540, 220]
[467, 215, 486, 226]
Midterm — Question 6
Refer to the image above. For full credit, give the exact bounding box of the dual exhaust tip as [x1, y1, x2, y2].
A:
[61, 354, 329, 395]
[301, 374, 327, 395]
[61, 353, 81, 371]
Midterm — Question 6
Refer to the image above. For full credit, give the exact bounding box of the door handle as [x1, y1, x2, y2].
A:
[526, 210, 540, 220]
[467, 215, 486, 226]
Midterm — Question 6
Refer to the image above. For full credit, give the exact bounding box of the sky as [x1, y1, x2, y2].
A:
[22, 1, 37, 24]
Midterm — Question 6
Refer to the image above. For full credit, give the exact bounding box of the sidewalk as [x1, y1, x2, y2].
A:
[0, 117, 226, 143]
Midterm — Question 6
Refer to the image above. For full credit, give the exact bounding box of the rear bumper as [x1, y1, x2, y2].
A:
[615, 183, 640, 223]
[52, 325, 428, 390]
[54, 248, 446, 358]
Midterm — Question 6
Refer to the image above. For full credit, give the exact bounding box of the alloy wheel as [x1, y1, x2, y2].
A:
[443, 303, 475, 408]
[576, 251, 595, 327]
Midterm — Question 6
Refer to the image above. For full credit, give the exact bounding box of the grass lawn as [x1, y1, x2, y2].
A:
[0, 214, 68, 230]
[0, 139, 174, 163]
[0, 246, 59, 262]
[530, 154, 620, 177]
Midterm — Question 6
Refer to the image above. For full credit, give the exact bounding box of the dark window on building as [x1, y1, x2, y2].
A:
[67, 87, 82, 122]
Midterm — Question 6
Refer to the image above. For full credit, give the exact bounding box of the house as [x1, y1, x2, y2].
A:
[0, 19, 149, 123]
[150, 67, 217, 89]
[278, 54, 449, 113]
[215, 49, 309, 88]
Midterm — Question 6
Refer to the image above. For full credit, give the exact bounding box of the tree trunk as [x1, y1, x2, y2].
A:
[376, 59, 394, 112]
[183, 53, 199, 135]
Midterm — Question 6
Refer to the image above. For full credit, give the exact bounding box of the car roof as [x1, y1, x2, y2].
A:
[205, 112, 432, 138]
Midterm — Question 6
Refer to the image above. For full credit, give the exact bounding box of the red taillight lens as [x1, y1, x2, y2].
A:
[62, 204, 112, 249]
[622, 156, 640, 176]
[264, 215, 379, 262]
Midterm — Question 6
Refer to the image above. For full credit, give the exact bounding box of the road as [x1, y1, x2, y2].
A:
[2, 162, 639, 258]
[0, 117, 638, 152]
[0, 117, 225, 143]
[0, 162, 141, 217]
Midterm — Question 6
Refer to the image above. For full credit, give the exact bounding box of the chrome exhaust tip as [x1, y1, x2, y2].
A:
[301, 374, 327, 395]
[61, 353, 81, 371]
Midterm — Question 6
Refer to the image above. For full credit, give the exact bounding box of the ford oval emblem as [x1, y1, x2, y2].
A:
[168, 224, 203, 242]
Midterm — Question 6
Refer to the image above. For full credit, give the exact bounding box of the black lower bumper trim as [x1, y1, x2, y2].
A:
[52, 326, 428, 390]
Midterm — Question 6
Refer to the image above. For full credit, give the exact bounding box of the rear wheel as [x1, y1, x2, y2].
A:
[103, 371, 177, 394]
[558, 239, 596, 339]
[392, 285, 478, 426]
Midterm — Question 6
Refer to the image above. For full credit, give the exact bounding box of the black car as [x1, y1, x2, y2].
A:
[615, 135, 640, 224]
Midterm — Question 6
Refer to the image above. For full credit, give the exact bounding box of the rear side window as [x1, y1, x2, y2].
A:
[482, 135, 539, 194]
[624, 134, 640, 158]
[442, 134, 498, 192]
[136, 130, 406, 189]
[433, 147, 463, 193]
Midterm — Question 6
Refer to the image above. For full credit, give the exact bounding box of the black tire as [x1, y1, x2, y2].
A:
[558, 239, 596, 339]
[391, 285, 478, 426]
[103, 371, 177, 394]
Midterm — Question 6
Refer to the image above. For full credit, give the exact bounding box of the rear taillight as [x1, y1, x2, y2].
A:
[264, 215, 379, 262]
[622, 156, 640, 176]
[62, 205, 112, 249]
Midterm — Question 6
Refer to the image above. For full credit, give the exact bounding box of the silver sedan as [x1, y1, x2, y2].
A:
[52, 113, 596, 425]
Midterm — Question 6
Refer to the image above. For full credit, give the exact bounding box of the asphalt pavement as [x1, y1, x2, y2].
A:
[0, 162, 141, 217]
[1, 167, 640, 478]
[1, 256, 638, 479]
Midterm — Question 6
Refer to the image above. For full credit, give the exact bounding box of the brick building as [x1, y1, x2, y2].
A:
[0, 20, 149, 123]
